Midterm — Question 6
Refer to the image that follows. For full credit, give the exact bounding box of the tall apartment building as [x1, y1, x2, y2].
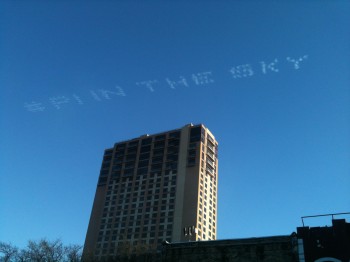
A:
[83, 124, 218, 259]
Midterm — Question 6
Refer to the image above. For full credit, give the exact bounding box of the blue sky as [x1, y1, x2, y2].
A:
[1, 1, 349, 248]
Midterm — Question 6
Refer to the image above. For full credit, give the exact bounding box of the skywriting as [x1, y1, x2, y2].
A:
[24, 54, 308, 113]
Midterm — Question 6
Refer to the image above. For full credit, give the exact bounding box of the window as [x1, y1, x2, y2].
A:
[142, 137, 152, 145]
[138, 160, 149, 168]
[140, 145, 151, 153]
[155, 134, 166, 141]
[169, 131, 180, 138]
[190, 126, 202, 142]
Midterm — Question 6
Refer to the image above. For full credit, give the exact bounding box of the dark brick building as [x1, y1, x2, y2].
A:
[162, 235, 298, 262]
[297, 219, 350, 262]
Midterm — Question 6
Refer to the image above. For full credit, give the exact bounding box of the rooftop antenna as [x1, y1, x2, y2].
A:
[183, 225, 198, 242]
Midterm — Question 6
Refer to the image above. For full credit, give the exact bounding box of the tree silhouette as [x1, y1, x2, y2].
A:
[0, 239, 82, 262]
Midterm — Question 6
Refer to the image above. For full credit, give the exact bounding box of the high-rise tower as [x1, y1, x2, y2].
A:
[83, 124, 218, 260]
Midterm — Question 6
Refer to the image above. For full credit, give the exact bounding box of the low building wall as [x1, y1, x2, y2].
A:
[163, 235, 298, 262]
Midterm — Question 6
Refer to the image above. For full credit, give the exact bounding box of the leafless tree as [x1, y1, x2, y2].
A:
[64, 244, 82, 262]
[1, 239, 82, 262]
[0, 242, 18, 262]
[25, 239, 60, 262]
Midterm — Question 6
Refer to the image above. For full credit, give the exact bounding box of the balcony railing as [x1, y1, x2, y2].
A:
[206, 159, 214, 169]
[207, 145, 215, 153]
[206, 151, 215, 161]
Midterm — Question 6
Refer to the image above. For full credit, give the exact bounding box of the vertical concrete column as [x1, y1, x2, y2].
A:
[172, 125, 190, 241]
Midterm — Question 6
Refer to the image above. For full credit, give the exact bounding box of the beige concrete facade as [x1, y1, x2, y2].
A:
[83, 124, 218, 260]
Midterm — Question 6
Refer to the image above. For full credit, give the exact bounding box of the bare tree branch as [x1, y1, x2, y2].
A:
[0, 242, 18, 262]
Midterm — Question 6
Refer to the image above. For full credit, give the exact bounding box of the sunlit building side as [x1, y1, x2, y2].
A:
[83, 124, 218, 260]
